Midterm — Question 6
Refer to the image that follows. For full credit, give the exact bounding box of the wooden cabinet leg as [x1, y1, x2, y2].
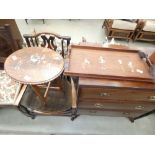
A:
[128, 117, 135, 123]
[70, 77, 78, 121]
[71, 77, 77, 109]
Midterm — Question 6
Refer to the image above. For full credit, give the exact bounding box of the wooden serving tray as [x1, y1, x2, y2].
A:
[64, 45, 155, 82]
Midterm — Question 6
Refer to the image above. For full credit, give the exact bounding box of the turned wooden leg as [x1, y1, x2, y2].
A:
[70, 77, 78, 120]
[128, 117, 135, 123]
[71, 77, 77, 108]
[31, 85, 46, 104]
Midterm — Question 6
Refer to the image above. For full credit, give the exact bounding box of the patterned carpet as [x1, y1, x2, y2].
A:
[0, 70, 21, 105]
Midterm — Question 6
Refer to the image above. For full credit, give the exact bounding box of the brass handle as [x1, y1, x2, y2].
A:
[135, 105, 144, 110]
[94, 103, 104, 108]
[148, 96, 155, 100]
[100, 92, 110, 97]
[123, 112, 129, 115]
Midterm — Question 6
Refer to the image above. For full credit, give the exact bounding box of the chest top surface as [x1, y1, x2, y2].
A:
[65, 45, 154, 82]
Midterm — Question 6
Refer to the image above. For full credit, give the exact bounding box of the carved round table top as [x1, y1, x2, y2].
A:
[4, 47, 64, 85]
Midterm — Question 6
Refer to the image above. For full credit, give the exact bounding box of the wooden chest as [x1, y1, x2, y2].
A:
[77, 77, 155, 120]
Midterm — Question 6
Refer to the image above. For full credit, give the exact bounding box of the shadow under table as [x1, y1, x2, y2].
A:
[19, 80, 72, 118]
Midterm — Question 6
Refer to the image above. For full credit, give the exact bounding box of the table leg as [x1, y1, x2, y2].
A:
[31, 85, 46, 104]
[71, 78, 77, 108]
[18, 104, 36, 119]
[70, 77, 78, 120]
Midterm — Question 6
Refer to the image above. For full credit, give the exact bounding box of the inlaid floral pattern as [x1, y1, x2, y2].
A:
[0, 70, 21, 105]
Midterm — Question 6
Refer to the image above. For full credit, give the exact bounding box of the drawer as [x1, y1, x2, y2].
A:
[78, 100, 155, 111]
[78, 108, 145, 118]
[78, 87, 155, 102]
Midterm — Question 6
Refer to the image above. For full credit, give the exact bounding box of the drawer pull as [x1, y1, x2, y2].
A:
[135, 105, 144, 110]
[94, 103, 104, 108]
[100, 92, 110, 97]
[148, 96, 155, 100]
[123, 112, 129, 115]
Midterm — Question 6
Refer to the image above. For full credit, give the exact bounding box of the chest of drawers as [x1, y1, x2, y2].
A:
[77, 77, 155, 121]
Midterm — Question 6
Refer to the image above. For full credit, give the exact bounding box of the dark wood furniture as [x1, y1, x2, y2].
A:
[133, 20, 155, 42]
[4, 47, 66, 116]
[103, 19, 138, 41]
[77, 77, 155, 122]
[5, 47, 64, 85]
[64, 44, 155, 121]
[65, 45, 154, 82]
[0, 24, 17, 67]
[23, 32, 71, 100]
[0, 19, 23, 50]
[23, 32, 71, 58]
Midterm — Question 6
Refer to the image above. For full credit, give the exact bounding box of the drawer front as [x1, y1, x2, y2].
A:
[78, 100, 155, 111]
[79, 87, 155, 102]
[78, 108, 145, 118]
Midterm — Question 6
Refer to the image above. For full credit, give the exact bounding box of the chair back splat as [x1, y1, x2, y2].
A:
[23, 32, 71, 58]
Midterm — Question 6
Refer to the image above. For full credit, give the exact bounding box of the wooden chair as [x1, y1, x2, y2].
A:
[0, 70, 27, 110]
[23, 32, 71, 98]
[0, 24, 17, 68]
[23, 32, 71, 58]
[133, 19, 155, 42]
[102, 19, 138, 41]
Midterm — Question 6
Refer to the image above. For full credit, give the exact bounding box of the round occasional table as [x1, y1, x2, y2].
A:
[4, 47, 64, 85]
[4, 47, 67, 116]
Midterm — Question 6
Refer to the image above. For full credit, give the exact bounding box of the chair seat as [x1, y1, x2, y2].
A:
[0, 70, 21, 105]
[112, 20, 137, 30]
[143, 20, 155, 32]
